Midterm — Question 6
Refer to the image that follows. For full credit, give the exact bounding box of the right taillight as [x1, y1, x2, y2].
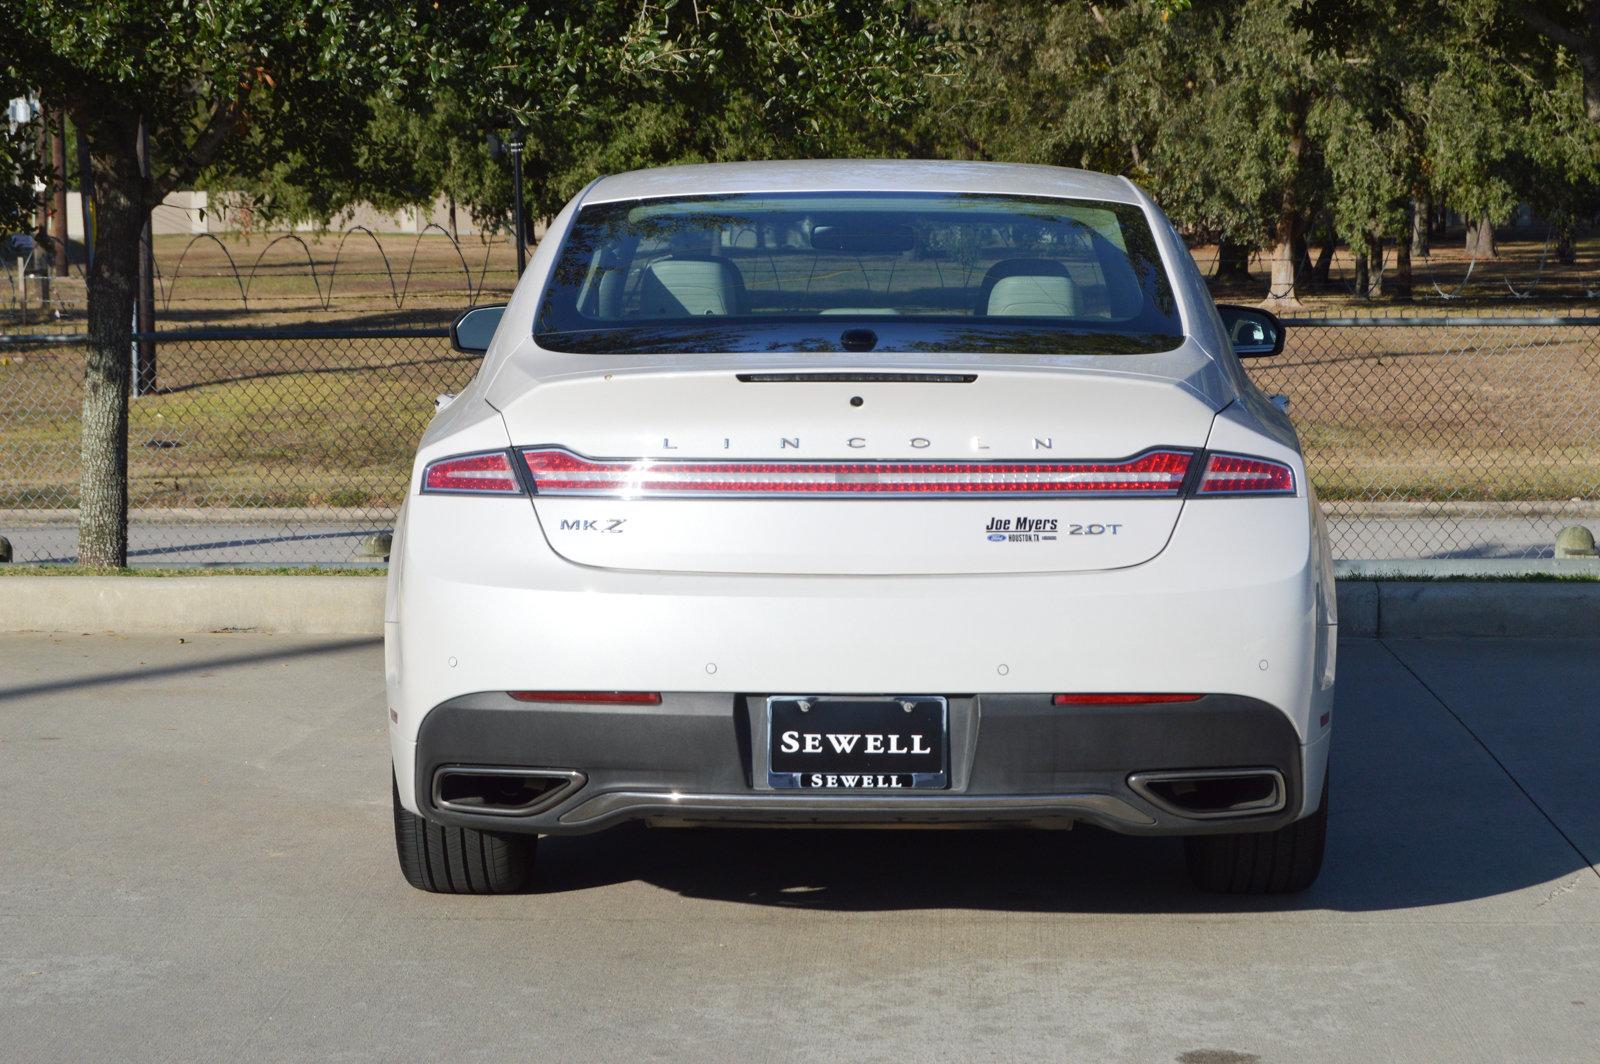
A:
[1195, 452, 1296, 496]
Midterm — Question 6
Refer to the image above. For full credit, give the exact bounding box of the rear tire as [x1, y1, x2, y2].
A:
[392, 774, 536, 894]
[1184, 779, 1327, 894]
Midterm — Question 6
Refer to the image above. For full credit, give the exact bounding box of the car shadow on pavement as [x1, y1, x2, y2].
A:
[529, 640, 1598, 913]
[528, 802, 1592, 915]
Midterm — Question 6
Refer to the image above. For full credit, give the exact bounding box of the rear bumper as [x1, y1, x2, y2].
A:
[411, 692, 1316, 836]
[386, 484, 1337, 820]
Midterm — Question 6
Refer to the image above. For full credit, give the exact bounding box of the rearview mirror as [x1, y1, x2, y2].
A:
[1215, 304, 1284, 358]
[450, 304, 507, 354]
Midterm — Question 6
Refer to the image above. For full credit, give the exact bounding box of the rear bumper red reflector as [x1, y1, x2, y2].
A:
[508, 691, 663, 705]
[1052, 693, 1204, 705]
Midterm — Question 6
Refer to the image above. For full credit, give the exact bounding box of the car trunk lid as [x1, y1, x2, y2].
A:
[496, 365, 1217, 575]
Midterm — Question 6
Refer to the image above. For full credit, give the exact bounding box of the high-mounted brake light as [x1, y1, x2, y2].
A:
[1053, 694, 1203, 705]
[1195, 453, 1296, 496]
[422, 451, 522, 495]
[520, 447, 1193, 498]
[508, 691, 663, 704]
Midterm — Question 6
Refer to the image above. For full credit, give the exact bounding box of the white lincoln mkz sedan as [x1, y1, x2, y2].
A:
[386, 160, 1336, 895]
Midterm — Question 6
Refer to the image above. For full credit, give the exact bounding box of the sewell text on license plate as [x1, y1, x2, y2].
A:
[766, 696, 949, 790]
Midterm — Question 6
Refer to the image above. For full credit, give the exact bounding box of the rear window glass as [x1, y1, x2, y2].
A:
[535, 192, 1182, 355]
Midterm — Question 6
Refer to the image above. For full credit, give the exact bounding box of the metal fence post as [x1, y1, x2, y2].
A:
[76, 123, 93, 271]
[133, 118, 156, 395]
[508, 131, 526, 276]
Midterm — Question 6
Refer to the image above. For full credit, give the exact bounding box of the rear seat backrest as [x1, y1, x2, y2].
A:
[636, 256, 744, 317]
[986, 274, 1080, 317]
[978, 259, 1081, 318]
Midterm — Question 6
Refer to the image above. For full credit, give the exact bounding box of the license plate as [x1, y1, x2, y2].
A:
[766, 696, 948, 790]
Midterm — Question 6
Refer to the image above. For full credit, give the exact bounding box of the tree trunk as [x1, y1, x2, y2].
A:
[1215, 239, 1252, 280]
[1555, 220, 1577, 265]
[1292, 233, 1313, 283]
[1265, 104, 1309, 306]
[1394, 233, 1413, 301]
[76, 116, 146, 568]
[1353, 252, 1369, 297]
[1267, 225, 1306, 305]
[1365, 233, 1384, 297]
[1409, 195, 1429, 257]
[51, 109, 69, 277]
[1467, 215, 1496, 258]
[1311, 239, 1335, 285]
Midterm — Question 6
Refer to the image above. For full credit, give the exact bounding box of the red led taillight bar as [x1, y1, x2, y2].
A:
[421, 451, 522, 494]
[518, 447, 1194, 498]
[1195, 453, 1296, 495]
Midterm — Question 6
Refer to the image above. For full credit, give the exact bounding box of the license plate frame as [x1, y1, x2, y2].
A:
[765, 695, 949, 790]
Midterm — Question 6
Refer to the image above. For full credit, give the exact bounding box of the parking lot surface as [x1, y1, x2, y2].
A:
[1, 632, 1597, 1063]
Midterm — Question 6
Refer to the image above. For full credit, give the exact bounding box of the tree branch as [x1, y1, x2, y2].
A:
[147, 95, 245, 206]
[1516, 8, 1589, 56]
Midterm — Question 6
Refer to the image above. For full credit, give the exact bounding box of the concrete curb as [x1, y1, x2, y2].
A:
[1335, 580, 1600, 638]
[0, 576, 385, 636]
[2, 575, 1596, 639]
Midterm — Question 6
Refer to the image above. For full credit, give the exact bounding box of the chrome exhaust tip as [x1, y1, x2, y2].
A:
[1126, 768, 1286, 819]
[431, 767, 585, 817]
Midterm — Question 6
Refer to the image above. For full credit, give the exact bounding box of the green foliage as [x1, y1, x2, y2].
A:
[927, 0, 1597, 291]
[189, 2, 951, 229]
[0, 68, 41, 232]
[399, 1, 953, 222]
[925, 0, 1335, 252]
[1, 0, 410, 209]
[0, 123, 40, 234]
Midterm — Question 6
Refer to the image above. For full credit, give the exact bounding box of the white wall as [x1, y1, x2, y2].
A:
[63, 191, 492, 240]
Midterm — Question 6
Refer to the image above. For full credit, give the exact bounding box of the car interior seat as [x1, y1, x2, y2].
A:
[977, 259, 1080, 317]
[636, 256, 745, 317]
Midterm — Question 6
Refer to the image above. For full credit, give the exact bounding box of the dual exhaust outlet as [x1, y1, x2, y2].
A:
[1126, 768, 1287, 819]
[432, 767, 585, 817]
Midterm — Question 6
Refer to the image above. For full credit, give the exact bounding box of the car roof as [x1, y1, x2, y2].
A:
[581, 159, 1142, 206]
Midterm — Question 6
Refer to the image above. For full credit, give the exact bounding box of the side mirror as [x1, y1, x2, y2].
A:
[1216, 304, 1285, 358]
[450, 304, 507, 354]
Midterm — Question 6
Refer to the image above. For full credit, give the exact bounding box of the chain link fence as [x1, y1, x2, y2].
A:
[1, 318, 1597, 565]
[1259, 317, 1600, 559]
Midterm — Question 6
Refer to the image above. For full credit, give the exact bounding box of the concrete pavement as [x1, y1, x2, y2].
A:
[0, 633, 1597, 1062]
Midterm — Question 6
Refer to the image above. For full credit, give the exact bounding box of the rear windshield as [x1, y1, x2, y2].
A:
[534, 192, 1183, 355]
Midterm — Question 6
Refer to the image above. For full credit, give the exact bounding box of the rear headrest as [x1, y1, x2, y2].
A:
[980, 259, 1079, 317]
[637, 256, 744, 317]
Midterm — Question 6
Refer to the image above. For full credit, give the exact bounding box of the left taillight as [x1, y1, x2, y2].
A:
[421, 451, 523, 495]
